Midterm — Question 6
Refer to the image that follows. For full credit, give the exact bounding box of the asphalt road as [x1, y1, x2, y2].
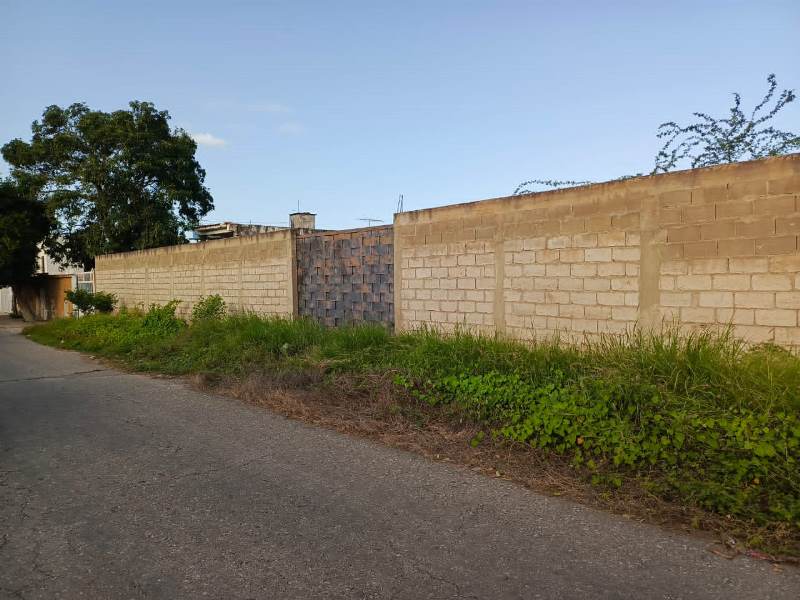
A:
[1, 318, 798, 599]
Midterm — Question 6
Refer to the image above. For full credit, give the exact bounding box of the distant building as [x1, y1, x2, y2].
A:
[190, 213, 317, 242]
[191, 222, 287, 242]
[0, 247, 89, 319]
[35, 249, 85, 278]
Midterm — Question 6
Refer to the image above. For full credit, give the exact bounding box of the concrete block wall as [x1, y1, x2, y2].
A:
[296, 226, 393, 327]
[394, 154, 800, 346]
[95, 229, 295, 318]
[93, 155, 800, 346]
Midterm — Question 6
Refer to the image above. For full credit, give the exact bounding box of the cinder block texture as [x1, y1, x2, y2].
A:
[394, 154, 800, 347]
[296, 226, 393, 327]
[95, 230, 294, 318]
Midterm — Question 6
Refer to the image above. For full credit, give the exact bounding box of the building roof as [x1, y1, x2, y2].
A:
[192, 222, 287, 240]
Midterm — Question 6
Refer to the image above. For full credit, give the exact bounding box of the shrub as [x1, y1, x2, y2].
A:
[191, 294, 226, 321]
[65, 289, 117, 314]
[142, 300, 185, 336]
[64, 289, 94, 313]
[91, 292, 117, 313]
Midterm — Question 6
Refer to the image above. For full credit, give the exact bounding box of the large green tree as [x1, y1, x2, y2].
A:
[2, 101, 214, 269]
[0, 179, 50, 286]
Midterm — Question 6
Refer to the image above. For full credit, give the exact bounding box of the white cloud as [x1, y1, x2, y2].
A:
[191, 132, 228, 147]
[250, 102, 292, 114]
[277, 121, 305, 135]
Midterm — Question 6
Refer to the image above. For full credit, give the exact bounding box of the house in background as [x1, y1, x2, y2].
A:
[0, 248, 91, 320]
[190, 221, 287, 242]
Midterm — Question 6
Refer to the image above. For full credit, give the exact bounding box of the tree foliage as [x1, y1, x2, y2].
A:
[2, 101, 214, 269]
[654, 74, 800, 173]
[0, 179, 50, 287]
[512, 179, 592, 196]
[514, 74, 799, 194]
[64, 289, 117, 314]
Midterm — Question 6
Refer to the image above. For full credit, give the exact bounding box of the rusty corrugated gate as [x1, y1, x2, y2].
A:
[295, 226, 393, 327]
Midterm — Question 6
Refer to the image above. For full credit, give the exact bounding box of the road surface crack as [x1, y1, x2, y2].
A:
[0, 368, 107, 384]
[138, 452, 276, 486]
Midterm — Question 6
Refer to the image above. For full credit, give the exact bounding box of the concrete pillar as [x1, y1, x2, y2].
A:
[289, 212, 316, 231]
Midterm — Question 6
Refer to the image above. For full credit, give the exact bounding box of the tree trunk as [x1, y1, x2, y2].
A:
[11, 284, 38, 322]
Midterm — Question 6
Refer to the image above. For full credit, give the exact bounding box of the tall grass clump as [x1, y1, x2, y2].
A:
[191, 294, 226, 321]
[25, 311, 800, 534]
[27, 301, 184, 357]
[169, 314, 328, 374]
[587, 327, 800, 412]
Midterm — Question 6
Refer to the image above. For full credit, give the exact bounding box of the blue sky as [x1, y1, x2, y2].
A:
[3, 0, 799, 229]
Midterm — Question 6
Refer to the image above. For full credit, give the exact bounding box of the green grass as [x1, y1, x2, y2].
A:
[26, 304, 800, 551]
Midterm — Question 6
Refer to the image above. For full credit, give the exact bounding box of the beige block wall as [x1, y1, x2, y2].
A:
[95, 230, 295, 318]
[395, 154, 800, 346]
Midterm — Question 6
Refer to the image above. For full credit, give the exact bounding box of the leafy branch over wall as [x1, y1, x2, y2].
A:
[514, 74, 800, 195]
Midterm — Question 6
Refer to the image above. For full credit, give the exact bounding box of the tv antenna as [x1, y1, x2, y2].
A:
[358, 218, 384, 227]
[396, 193, 404, 213]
